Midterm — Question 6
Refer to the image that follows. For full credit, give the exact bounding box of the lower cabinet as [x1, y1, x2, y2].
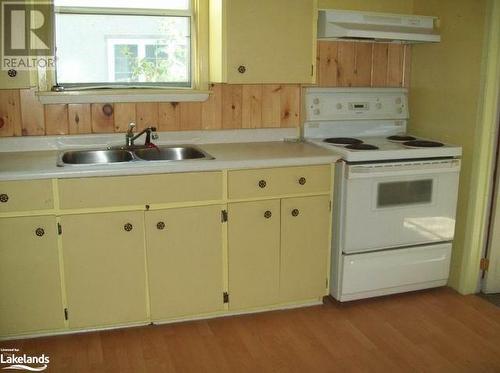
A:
[227, 195, 330, 309]
[280, 196, 330, 302]
[228, 200, 281, 310]
[61, 211, 148, 329]
[0, 216, 65, 336]
[145, 205, 224, 320]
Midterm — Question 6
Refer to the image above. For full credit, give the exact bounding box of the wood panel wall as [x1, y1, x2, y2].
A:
[317, 41, 411, 88]
[0, 41, 411, 137]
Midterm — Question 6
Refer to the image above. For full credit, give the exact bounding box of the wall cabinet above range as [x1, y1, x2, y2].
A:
[209, 0, 316, 84]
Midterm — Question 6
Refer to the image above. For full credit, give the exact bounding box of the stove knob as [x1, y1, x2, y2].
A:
[376, 103, 382, 109]
[313, 98, 320, 105]
[397, 107, 403, 114]
[314, 109, 320, 115]
[336, 103, 343, 110]
[396, 97, 402, 104]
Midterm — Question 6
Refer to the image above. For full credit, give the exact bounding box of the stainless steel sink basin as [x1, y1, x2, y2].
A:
[61, 149, 134, 165]
[134, 146, 214, 161]
[58, 145, 214, 166]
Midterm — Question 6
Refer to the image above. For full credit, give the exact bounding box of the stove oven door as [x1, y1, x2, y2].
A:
[340, 159, 461, 254]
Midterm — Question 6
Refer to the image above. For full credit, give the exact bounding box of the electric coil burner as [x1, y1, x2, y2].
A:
[403, 140, 444, 148]
[345, 143, 379, 150]
[387, 135, 417, 142]
[324, 137, 363, 145]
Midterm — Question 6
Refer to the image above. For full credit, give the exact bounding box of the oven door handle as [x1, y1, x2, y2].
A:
[346, 160, 461, 179]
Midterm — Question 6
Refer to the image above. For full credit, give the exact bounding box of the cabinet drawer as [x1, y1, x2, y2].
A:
[0, 180, 54, 212]
[59, 172, 223, 209]
[228, 165, 331, 199]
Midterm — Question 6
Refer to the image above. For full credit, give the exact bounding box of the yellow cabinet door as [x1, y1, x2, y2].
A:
[211, 0, 316, 83]
[145, 205, 224, 320]
[228, 200, 280, 310]
[0, 216, 65, 337]
[280, 196, 330, 302]
[61, 211, 148, 329]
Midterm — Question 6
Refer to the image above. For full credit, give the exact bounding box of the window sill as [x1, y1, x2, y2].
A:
[36, 89, 210, 105]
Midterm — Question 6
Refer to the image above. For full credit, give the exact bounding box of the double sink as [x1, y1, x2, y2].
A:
[59, 145, 214, 166]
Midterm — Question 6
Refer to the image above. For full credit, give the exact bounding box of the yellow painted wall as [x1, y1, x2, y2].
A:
[318, 0, 413, 13]
[409, 0, 490, 292]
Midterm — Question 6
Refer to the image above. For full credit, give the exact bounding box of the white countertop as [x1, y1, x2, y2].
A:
[0, 141, 341, 181]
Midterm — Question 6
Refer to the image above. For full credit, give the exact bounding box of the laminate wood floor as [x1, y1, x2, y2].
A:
[2, 287, 500, 373]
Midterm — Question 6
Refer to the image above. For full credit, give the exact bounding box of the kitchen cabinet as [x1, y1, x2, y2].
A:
[60, 211, 148, 329]
[228, 200, 280, 310]
[280, 196, 330, 302]
[209, 0, 316, 83]
[145, 205, 224, 320]
[0, 216, 65, 336]
[0, 69, 30, 89]
[0, 179, 54, 213]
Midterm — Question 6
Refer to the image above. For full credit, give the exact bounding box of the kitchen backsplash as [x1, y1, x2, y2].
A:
[0, 41, 410, 137]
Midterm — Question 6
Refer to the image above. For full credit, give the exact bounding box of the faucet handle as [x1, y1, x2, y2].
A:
[127, 122, 136, 133]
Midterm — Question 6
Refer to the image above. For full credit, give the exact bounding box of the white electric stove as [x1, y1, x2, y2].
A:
[303, 88, 462, 302]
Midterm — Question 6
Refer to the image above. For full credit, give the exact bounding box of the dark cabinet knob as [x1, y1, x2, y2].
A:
[258, 180, 267, 188]
[0, 193, 8, 203]
[298, 177, 306, 185]
[291, 209, 300, 217]
[35, 228, 45, 237]
[264, 210, 272, 219]
[237, 65, 246, 74]
[7, 69, 17, 78]
[124, 223, 133, 232]
[157, 221, 165, 230]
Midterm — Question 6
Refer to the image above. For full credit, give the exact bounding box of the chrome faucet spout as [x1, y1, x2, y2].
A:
[125, 123, 158, 148]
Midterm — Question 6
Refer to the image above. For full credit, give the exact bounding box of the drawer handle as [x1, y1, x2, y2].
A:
[124, 223, 133, 232]
[0, 193, 8, 203]
[298, 177, 306, 185]
[291, 209, 300, 217]
[157, 221, 165, 230]
[7, 69, 17, 78]
[258, 180, 267, 188]
[264, 210, 272, 219]
[35, 228, 45, 237]
[237, 65, 246, 74]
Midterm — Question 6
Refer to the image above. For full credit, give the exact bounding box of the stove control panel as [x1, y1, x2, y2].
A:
[304, 88, 408, 121]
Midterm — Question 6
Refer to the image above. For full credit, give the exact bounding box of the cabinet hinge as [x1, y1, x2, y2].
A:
[64, 308, 68, 320]
[223, 292, 229, 304]
[326, 278, 329, 288]
[329, 200, 332, 211]
[221, 210, 228, 223]
[311, 64, 314, 76]
[57, 222, 62, 235]
[480, 258, 490, 271]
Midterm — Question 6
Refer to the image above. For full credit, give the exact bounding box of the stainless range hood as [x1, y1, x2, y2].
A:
[318, 10, 441, 43]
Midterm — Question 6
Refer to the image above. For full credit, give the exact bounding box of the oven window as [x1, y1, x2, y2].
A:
[377, 179, 433, 208]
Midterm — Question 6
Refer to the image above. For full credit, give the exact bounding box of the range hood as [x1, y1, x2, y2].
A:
[318, 10, 440, 43]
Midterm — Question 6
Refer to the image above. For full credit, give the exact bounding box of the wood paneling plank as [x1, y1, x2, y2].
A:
[68, 104, 91, 134]
[158, 103, 181, 131]
[201, 83, 222, 130]
[0, 90, 22, 137]
[280, 85, 300, 128]
[242, 85, 262, 129]
[136, 102, 159, 131]
[262, 85, 282, 128]
[179, 102, 202, 130]
[372, 43, 389, 87]
[337, 42, 356, 87]
[91, 103, 114, 133]
[222, 84, 242, 129]
[353, 43, 373, 87]
[19, 88, 44, 136]
[317, 41, 339, 87]
[114, 103, 136, 133]
[387, 44, 404, 87]
[403, 45, 412, 88]
[45, 104, 69, 135]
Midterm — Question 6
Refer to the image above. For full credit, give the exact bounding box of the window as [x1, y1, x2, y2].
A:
[377, 179, 434, 208]
[54, 0, 192, 89]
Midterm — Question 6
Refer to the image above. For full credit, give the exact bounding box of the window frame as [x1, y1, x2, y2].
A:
[52, 0, 195, 90]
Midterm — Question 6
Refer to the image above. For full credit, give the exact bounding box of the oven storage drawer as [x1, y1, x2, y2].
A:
[340, 243, 451, 301]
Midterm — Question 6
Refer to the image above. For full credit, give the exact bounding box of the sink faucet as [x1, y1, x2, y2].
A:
[125, 123, 159, 148]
